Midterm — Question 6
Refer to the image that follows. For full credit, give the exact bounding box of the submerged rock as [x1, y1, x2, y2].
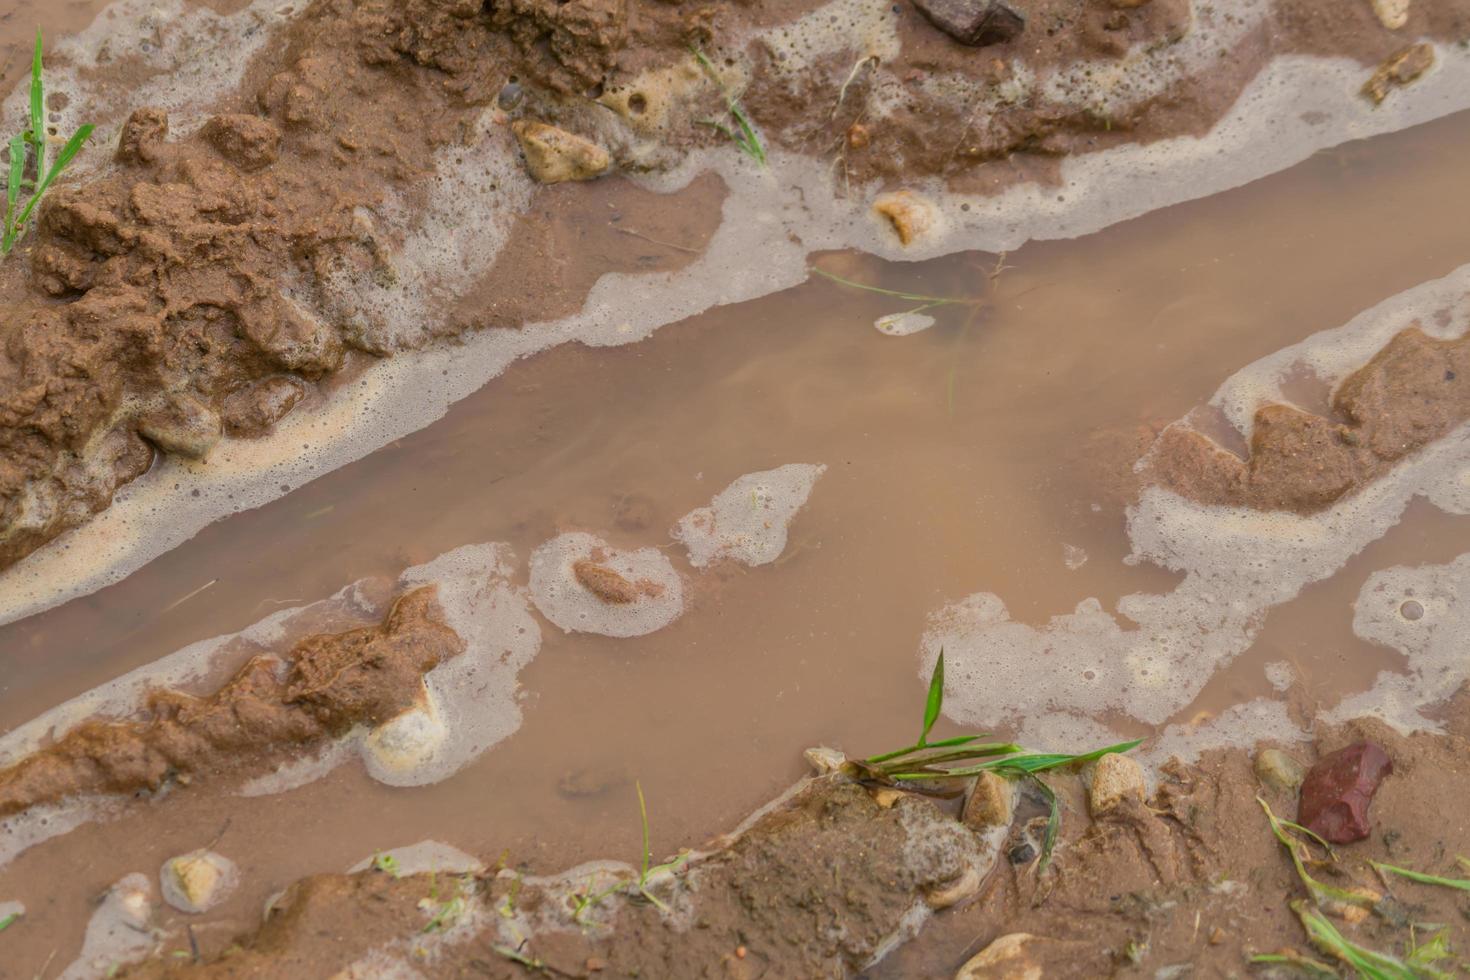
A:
[911, 0, 1024, 47]
[161, 850, 238, 913]
[1087, 753, 1145, 816]
[955, 933, 1050, 979]
[528, 531, 684, 636]
[511, 121, 611, 183]
[1254, 748, 1306, 794]
[1298, 741, 1393, 843]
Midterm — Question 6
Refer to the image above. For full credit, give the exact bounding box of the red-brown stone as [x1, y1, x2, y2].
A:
[1297, 741, 1393, 844]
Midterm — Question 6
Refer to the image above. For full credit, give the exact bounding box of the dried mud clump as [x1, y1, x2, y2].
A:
[1147, 326, 1470, 513]
[0, 586, 462, 818]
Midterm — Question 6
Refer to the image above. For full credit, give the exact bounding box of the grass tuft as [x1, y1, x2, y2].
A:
[854, 650, 1142, 871]
[1370, 861, 1470, 893]
[691, 47, 766, 166]
[3, 30, 94, 256]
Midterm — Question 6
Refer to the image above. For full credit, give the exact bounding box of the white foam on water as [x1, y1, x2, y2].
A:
[3, 7, 1470, 626]
[925, 265, 1470, 745]
[673, 463, 826, 568]
[1328, 550, 1470, 730]
[346, 840, 484, 876]
[58, 873, 155, 980]
[528, 531, 684, 637]
[0, 543, 541, 863]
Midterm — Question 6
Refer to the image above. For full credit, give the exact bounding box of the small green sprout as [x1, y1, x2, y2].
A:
[3, 31, 94, 256]
[1370, 860, 1470, 893]
[570, 781, 689, 923]
[691, 47, 766, 166]
[1258, 797, 1380, 917]
[371, 852, 401, 877]
[854, 651, 1142, 871]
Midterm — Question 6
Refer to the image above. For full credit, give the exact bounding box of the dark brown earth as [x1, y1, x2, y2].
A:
[0, 585, 459, 817]
[1148, 325, 1470, 513]
[95, 688, 1470, 978]
[4, 0, 1470, 575]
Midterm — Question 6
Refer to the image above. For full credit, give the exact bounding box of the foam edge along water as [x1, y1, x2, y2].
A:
[923, 263, 1470, 757]
[3, 3, 1470, 623]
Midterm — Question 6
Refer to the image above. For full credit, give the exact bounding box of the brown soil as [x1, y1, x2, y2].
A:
[0, 585, 459, 817]
[1148, 325, 1470, 513]
[4, 0, 1468, 576]
[102, 690, 1470, 978]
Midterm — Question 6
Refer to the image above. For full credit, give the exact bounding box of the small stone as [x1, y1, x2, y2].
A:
[1254, 748, 1307, 794]
[962, 771, 1016, 831]
[925, 865, 982, 909]
[1362, 43, 1434, 105]
[222, 376, 306, 437]
[511, 121, 610, 183]
[1006, 841, 1035, 865]
[160, 850, 238, 914]
[803, 746, 846, 775]
[363, 690, 446, 777]
[1088, 753, 1146, 816]
[910, 0, 1024, 47]
[1370, 0, 1410, 29]
[955, 933, 1045, 980]
[870, 786, 907, 808]
[1298, 741, 1393, 844]
[873, 190, 939, 246]
[136, 393, 222, 460]
[847, 123, 870, 149]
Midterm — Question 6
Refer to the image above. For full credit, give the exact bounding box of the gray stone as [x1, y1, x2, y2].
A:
[911, 0, 1024, 47]
[1254, 748, 1306, 794]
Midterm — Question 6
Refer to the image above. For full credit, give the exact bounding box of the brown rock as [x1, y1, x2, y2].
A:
[873, 190, 938, 246]
[962, 771, 1016, 831]
[955, 933, 1045, 979]
[574, 559, 641, 603]
[222, 376, 307, 437]
[911, 0, 1024, 46]
[1088, 753, 1146, 816]
[136, 393, 223, 460]
[511, 121, 610, 183]
[1298, 741, 1393, 843]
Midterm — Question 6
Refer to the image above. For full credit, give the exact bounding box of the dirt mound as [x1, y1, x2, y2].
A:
[1149, 325, 1470, 512]
[0, 586, 461, 817]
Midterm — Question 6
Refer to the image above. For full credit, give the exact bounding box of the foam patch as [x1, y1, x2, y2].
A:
[528, 532, 684, 637]
[673, 464, 826, 567]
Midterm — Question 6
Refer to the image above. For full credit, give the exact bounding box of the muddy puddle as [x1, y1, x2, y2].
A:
[3, 0, 1470, 972]
[4, 96, 1470, 973]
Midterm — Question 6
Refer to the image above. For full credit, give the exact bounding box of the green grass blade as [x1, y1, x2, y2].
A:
[1032, 775, 1061, 872]
[1293, 901, 1422, 979]
[810, 266, 970, 305]
[636, 780, 652, 883]
[29, 30, 44, 179]
[920, 650, 944, 747]
[5, 134, 24, 251]
[1248, 952, 1339, 977]
[979, 739, 1144, 775]
[1371, 861, 1470, 892]
[0, 911, 17, 932]
[13, 123, 93, 233]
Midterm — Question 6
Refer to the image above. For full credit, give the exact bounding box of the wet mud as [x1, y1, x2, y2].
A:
[4, 0, 1470, 975]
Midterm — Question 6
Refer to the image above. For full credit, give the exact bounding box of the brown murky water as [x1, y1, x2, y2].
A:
[4, 90, 1470, 976]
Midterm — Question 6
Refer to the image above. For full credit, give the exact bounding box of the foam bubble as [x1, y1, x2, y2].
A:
[672, 464, 826, 567]
[927, 265, 1470, 739]
[58, 873, 155, 980]
[528, 532, 684, 637]
[347, 840, 484, 876]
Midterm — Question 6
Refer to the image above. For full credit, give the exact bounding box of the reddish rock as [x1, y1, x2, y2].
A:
[911, 0, 1024, 47]
[1298, 742, 1393, 843]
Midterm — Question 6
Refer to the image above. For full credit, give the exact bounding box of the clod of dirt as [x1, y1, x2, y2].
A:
[1254, 747, 1307, 794]
[221, 377, 307, 437]
[200, 115, 283, 172]
[160, 850, 238, 914]
[873, 191, 940, 246]
[1362, 43, 1435, 104]
[1148, 327, 1470, 514]
[1297, 741, 1393, 843]
[1370, 0, 1411, 30]
[910, 0, 1025, 47]
[1087, 753, 1146, 816]
[511, 120, 611, 183]
[962, 771, 1016, 831]
[528, 531, 683, 636]
[0, 587, 461, 818]
[955, 932, 1084, 979]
